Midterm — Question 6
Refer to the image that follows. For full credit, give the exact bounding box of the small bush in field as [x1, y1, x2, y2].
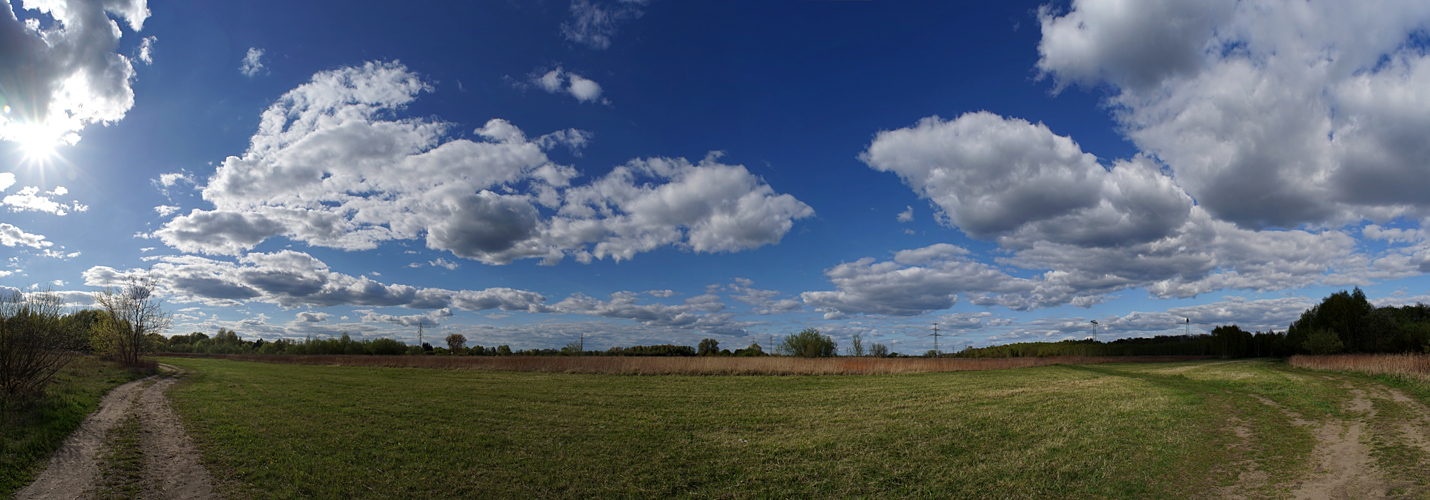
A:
[370, 338, 406, 356]
[869, 343, 889, 357]
[1302, 329, 1344, 355]
[698, 338, 720, 356]
[0, 290, 86, 398]
[778, 328, 837, 358]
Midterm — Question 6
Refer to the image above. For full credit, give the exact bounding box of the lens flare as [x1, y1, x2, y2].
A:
[7, 122, 63, 161]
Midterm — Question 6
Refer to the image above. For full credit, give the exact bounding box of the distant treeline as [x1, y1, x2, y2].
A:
[958, 288, 1430, 359]
[154, 332, 759, 357]
[953, 331, 1285, 359]
[151, 288, 1430, 360]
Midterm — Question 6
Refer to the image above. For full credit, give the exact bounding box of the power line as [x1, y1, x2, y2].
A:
[930, 323, 942, 355]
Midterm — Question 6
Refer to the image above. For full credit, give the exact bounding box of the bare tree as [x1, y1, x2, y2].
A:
[846, 333, 865, 357]
[868, 343, 889, 358]
[93, 274, 171, 366]
[0, 289, 85, 399]
[445, 333, 467, 352]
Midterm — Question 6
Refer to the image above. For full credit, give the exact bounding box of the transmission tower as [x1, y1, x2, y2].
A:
[930, 323, 942, 355]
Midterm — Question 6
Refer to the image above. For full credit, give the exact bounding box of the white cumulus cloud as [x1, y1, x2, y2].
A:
[156, 62, 811, 266]
[531, 67, 604, 103]
[830, 110, 1387, 317]
[0, 0, 150, 147]
[1038, 0, 1430, 229]
[0, 223, 50, 248]
[240, 47, 265, 77]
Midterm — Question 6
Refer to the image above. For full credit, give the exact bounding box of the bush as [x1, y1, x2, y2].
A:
[869, 343, 889, 357]
[0, 290, 86, 399]
[734, 343, 766, 357]
[697, 338, 720, 356]
[370, 338, 406, 356]
[778, 328, 837, 358]
[1302, 329, 1345, 355]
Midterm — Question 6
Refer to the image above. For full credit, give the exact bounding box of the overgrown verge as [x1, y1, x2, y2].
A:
[159, 353, 1212, 375]
[1288, 354, 1430, 382]
[1288, 354, 1430, 399]
[0, 357, 151, 497]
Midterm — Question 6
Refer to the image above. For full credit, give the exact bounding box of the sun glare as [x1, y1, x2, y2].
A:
[7, 121, 63, 162]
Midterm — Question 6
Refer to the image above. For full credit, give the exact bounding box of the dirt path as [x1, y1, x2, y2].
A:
[15, 364, 217, 500]
[1290, 387, 1383, 500]
[1219, 376, 1430, 500]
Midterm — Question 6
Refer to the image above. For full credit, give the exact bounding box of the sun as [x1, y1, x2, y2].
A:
[6, 119, 63, 162]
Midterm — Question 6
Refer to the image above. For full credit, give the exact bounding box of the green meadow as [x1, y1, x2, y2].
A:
[153, 357, 1417, 499]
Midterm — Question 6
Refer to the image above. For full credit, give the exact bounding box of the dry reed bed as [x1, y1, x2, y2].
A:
[1287, 353, 1430, 383]
[160, 353, 1212, 375]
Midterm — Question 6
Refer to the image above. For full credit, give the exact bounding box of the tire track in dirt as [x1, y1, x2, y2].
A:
[1287, 385, 1389, 500]
[137, 368, 215, 499]
[1218, 377, 1430, 499]
[15, 364, 217, 500]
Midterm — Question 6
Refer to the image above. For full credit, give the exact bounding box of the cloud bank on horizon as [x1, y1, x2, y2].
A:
[5, 0, 1430, 350]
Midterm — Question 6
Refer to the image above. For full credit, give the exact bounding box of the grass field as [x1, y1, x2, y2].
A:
[157, 357, 1405, 499]
[0, 357, 150, 498]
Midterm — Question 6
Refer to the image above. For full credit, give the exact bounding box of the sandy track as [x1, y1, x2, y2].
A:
[1281, 380, 1424, 497]
[15, 364, 217, 500]
[1215, 375, 1430, 500]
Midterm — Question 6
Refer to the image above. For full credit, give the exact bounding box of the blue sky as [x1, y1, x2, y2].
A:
[5, 0, 1430, 354]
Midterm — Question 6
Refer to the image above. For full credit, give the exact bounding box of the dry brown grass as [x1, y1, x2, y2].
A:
[1287, 353, 1430, 382]
[159, 353, 1212, 375]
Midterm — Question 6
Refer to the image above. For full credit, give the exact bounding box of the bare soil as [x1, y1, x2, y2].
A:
[14, 364, 217, 500]
[1224, 378, 1430, 500]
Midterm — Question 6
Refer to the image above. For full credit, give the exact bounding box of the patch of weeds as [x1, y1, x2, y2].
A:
[1366, 398, 1430, 499]
[92, 406, 153, 500]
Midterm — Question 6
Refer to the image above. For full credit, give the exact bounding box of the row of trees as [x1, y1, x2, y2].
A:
[152, 328, 870, 359]
[1284, 288, 1430, 355]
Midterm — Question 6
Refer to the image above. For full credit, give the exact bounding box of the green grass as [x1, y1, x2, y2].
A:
[160, 357, 1378, 499]
[0, 356, 150, 498]
[93, 401, 151, 499]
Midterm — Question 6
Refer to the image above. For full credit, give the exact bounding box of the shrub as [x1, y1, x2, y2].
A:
[697, 338, 720, 356]
[734, 343, 766, 357]
[370, 338, 406, 356]
[0, 290, 86, 399]
[869, 343, 889, 357]
[778, 328, 837, 358]
[1302, 329, 1345, 355]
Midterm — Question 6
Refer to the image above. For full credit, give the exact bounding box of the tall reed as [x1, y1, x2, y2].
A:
[160, 353, 1211, 375]
[1287, 353, 1430, 383]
